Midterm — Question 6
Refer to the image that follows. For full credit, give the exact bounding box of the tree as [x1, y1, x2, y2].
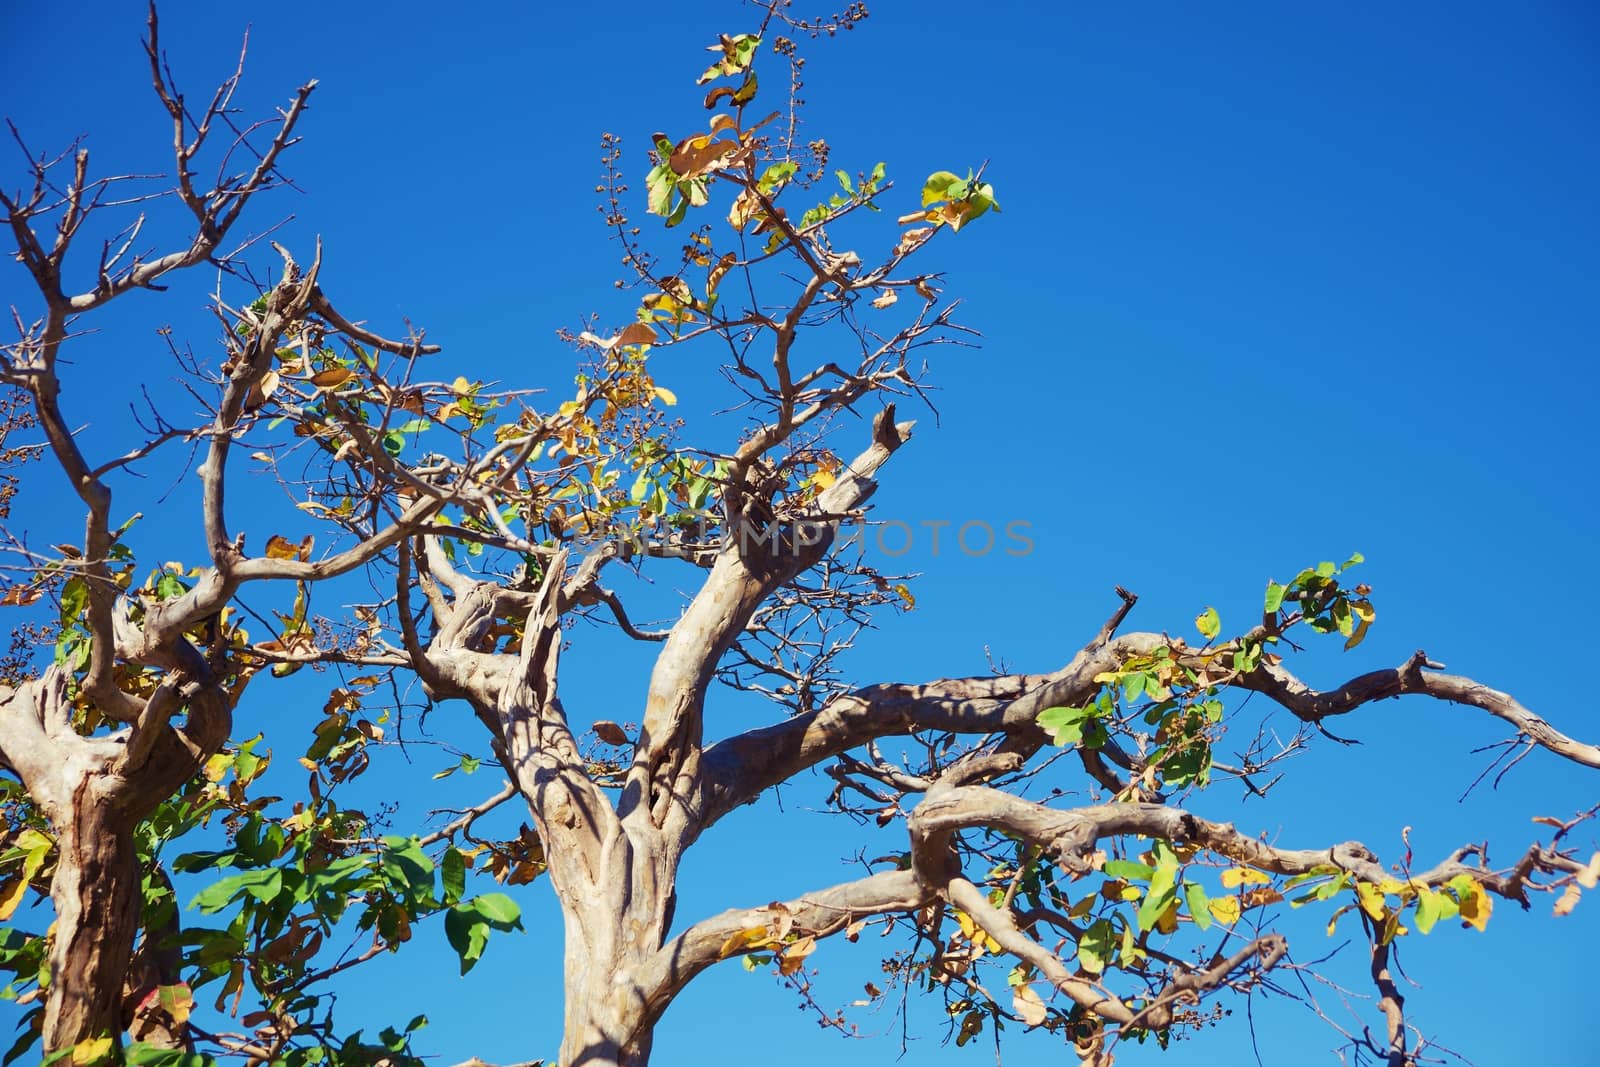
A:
[1, 4, 1595, 1066]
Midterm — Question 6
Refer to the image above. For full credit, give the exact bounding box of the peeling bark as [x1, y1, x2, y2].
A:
[42, 781, 140, 1049]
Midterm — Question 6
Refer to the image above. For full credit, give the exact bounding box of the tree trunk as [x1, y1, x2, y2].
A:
[547, 839, 679, 1067]
[552, 865, 664, 1067]
[559, 944, 653, 1067]
[43, 782, 141, 1053]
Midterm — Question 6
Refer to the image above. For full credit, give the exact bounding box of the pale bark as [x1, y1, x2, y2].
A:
[0, 668, 232, 1053]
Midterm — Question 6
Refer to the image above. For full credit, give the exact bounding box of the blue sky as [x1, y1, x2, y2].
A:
[2, 1, 1598, 1064]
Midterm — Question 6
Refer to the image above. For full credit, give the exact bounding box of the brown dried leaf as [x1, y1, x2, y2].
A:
[310, 368, 355, 389]
[593, 720, 630, 746]
[614, 322, 659, 348]
[895, 226, 933, 257]
[765, 902, 794, 942]
[707, 251, 736, 295]
[777, 934, 816, 975]
[1241, 887, 1284, 910]
[1554, 883, 1582, 917]
[1578, 851, 1600, 890]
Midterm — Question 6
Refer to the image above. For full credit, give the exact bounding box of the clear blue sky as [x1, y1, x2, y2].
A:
[3, 1, 1598, 1064]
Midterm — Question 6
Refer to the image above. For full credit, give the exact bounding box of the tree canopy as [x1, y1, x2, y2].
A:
[2, 4, 1597, 1067]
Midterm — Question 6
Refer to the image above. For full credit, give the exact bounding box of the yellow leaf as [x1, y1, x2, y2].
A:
[1208, 895, 1242, 924]
[282, 811, 315, 833]
[1220, 868, 1271, 888]
[72, 1037, 115, 1065]
[15, 829, 49, 852]
[810, 468, 836, 490]
[1459, 881, 1493, 931]
[653, 385, 678, 407]
[717, 926, 772, 959]
[203, 754, 231, 782]
[892, 584, 915, 610]
[1012, 983, 1048, 1026]
[0, 876, 27, 921]
[452, 376, 474, 396]
[1356, 882, 1387, 920]
[264, 535, 300, 560]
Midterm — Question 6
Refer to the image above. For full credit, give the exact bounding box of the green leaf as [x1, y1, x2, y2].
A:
[1263, 582, 1286, 614]
[1414, 887, 1443, 934]
[172, 849, 238, 874]
[59, 577, 87, 622]
[1315, 561, 1337, 578]
[630, 472, 652, 505]
[124, 1045, 211, 1067]
[921, 170, 962, 207]
[1038, 704, 1092, 746]
[758, 161, 797, 194]
[1136, 864, 1178, 933]
[442, 848, 467, 907]
[1077, 918, 1115, 975]
[444, 906, 489, 975]
[1102, 859, 1155, 883]
[379, 836, 436, 901]
[1195, 606, 1221, 642]
[190, 869, 282, 913]
[1183, 881, 1212, 931]
[468, 891, 523, 930]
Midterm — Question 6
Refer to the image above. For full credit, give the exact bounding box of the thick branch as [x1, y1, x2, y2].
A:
[634, 869, 926, 1037]
[1236, 649, 1600, 769]
[623, 407, 915, 836]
